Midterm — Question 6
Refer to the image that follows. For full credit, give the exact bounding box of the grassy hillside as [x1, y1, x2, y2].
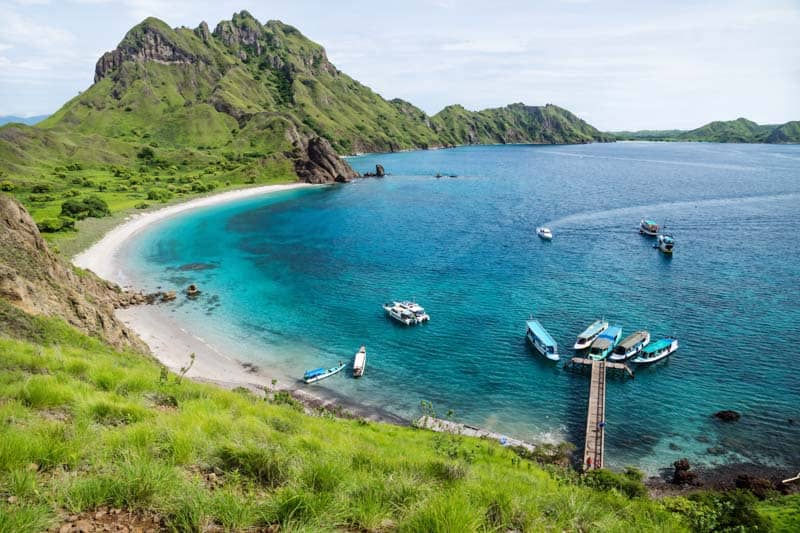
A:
[611, 118, 796, 143]
[3, 300, 796, 532]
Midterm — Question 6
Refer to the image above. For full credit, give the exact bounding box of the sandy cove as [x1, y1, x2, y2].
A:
[70, 183, 404, 423]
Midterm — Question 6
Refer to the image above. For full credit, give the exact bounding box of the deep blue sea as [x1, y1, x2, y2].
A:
[124, 142, 800, 472]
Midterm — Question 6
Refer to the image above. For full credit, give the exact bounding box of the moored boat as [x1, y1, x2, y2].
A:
[525, 319, 559, 361]
[587, 325, 623, 361]
[640, 219, 659, 236]
[657, 233, 675, 253]
[303, 361, 347, 384]
[609, 330, 650, 361]
[536, 227, 553, 240]
[573, 319, 609, 350]
[399, 301, 430, 323]
[353, 345, 366, 377]
[382, 302, 418, 325]
[631, 338, 678, 364]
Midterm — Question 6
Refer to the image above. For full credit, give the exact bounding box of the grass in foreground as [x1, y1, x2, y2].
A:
[0, 304, 794, 531]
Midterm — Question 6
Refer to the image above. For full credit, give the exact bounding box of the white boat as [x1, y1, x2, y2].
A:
[657, 233, 675, 254]
[383, 302, 416, 325]
[353, 345, 366, 377]
[639, 219, 659, 236]
[573, 319, 609, 350]
[382, 301, 429, 325]
[632, 338, 678, 364]
[399, 301, 430, 323]
[536, 227, 553, 240]
[609, 330, 650, 361]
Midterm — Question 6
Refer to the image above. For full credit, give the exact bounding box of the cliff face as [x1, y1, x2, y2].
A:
[0, 195, 147, 351]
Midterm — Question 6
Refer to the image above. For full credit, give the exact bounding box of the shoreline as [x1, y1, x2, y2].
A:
[72, 181, 408, 425]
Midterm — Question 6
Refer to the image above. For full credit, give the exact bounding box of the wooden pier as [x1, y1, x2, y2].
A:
[564, 357, 633, 470]
[583, 360, 607, 470]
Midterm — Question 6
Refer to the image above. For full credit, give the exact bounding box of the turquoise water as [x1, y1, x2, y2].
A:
[124, 142, 800, 472]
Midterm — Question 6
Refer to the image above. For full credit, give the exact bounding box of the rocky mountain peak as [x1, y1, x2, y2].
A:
[94, 17, 202, 83]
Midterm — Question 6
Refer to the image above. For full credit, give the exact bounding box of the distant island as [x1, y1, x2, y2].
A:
[0, 114, 49, 127]
[611, 117, 800, 143]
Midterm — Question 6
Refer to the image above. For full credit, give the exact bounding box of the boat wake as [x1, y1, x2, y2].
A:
[541, 192, 800, 231]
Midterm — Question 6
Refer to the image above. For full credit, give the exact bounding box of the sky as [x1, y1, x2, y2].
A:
[0, 0, 798, 130]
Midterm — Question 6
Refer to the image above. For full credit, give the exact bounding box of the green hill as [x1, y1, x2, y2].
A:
[611, 118, 796, 143]
[766, 121, 800, 144]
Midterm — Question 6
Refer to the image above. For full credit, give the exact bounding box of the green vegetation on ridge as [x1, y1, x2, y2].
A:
[612, 117, 798, 143]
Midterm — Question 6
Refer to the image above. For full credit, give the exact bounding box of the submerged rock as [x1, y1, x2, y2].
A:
[714, 410, 741, 422]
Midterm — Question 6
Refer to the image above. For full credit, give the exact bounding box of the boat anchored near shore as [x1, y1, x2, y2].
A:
[609, 330, 650, 361]
[587, 325, 623, 361]
[303, 361, 347, 384]
[632, 337, 678, 364]
[574, 319, 609, 350]
[353, 345, 366, 377]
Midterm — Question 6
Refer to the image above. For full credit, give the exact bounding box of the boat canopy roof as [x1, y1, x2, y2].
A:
[643, 338, 674, 353]
[590, 338, 612, 350]
[304, 368, 325, 378]
[618, 331, 647, 349]
[598, 325, 621, 340]
[580, 320, 607, 338]
[526, 320, 557, 347]
[642, 219, 658, 226]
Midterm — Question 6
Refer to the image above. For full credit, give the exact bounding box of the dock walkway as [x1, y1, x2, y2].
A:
[583, 360, 607, 470]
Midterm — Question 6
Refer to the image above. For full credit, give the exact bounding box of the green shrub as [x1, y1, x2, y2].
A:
[36, 217, 74, 233]
[88, 400, 146, 425]
[0, 180, 14, 192]
[60, 195, 110, 220]
[146, 188, 173, 202]
[583, 468, 647, 498]
[135, 202, 149, 209]
[137, 146, 155, 160]
[31, 184, 51, 193]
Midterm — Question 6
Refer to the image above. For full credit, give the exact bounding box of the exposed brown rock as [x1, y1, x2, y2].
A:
[0, 194, 147, 351]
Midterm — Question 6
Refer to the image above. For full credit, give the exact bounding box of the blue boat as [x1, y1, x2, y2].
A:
[587, 325, 623, 360]
[525, 319, 559, 361]
[303, 361, 347, 384]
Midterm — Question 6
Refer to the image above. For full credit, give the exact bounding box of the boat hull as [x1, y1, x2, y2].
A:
[573, 320, 609, 350]
[304, 363, 347, 384]
[526, 331, 559, 361]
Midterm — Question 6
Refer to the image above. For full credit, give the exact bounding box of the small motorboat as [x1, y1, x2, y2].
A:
[399, 301, 430, 323]
[303, 361, 347, 384]
[631, 338, 678, 364]
[536, 227, 553, 241]
[609, 330, 650, 361]
[573, 319, 609, 350]
[587, 325, 623, 361]
[656, 233, 675, 254]
[639, 219, 659, 236]
[353, 345, 366, 377]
